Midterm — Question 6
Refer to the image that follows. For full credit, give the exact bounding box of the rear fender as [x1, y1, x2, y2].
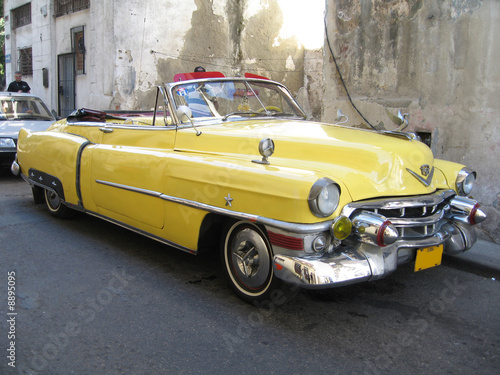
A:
[17, 128, 91, 207]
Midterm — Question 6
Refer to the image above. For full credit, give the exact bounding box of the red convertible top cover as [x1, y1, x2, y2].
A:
[174, 71, 226, 82]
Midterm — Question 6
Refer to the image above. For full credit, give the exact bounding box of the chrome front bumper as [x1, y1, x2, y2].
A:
[273, 221, 477, 288]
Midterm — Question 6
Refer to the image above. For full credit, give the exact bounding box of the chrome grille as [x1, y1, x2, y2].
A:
[342, 191, 455, 239]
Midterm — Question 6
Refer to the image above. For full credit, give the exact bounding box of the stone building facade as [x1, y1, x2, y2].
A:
[4, 0, 323, 116]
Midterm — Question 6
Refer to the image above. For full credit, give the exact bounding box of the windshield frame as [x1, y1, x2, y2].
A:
[165, 77, 307, 127]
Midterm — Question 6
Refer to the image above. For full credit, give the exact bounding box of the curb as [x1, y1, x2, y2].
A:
[444, 240, 500, 279]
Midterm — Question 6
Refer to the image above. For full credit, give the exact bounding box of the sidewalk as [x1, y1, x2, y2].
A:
[445, 239, 500, 278]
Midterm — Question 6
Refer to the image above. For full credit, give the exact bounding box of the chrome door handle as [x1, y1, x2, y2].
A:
[99, 127, 114, 133]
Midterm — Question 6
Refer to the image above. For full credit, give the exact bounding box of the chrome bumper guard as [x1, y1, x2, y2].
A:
[273, 216, 479, 289]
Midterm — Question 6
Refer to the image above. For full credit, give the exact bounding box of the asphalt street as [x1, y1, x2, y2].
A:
[1, 171, 499, 375]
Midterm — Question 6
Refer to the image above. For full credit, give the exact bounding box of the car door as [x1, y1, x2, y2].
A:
[89, 123, 176, 230]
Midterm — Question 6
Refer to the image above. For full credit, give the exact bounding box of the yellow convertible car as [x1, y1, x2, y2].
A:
[12, 71, 486, 302]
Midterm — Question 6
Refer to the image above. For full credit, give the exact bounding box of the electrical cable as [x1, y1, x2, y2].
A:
[324, 13, 376, 130]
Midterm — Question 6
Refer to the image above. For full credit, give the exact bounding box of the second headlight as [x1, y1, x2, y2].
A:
[456, 168, 476, 196]
[308, 178, 340, 218]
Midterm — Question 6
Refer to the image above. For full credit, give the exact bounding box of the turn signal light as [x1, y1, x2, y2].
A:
[331, 216, 352, 240]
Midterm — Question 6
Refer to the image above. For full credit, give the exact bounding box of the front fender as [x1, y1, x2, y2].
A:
[164, 152, 353, 223]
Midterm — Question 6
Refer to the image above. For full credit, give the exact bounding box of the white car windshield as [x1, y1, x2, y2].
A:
[171, 80, 305, 121]
[0, 97, 54, 121]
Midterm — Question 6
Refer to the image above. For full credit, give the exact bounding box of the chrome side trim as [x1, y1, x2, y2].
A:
[95, 180, 333, 234]
[76, 140, 92, 206]
[85, 210, 197, 255]
[96, 180, 163, 198]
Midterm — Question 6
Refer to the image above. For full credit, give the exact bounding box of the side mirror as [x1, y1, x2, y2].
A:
[176, 105, 192, 122]
[176, 105, 201, 136]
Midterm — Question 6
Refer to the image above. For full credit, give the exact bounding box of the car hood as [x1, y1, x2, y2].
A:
[0, 119, 54, 138]
[174, 119, 446, 201]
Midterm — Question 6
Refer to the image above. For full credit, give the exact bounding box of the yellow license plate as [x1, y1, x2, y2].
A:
[414, 244, 444, 272]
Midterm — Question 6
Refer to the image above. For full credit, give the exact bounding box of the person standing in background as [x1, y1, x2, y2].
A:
[7, 71, 31, 93]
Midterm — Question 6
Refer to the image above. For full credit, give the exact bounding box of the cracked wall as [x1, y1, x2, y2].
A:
[108, 0, 318, 114]
[323, 0, 500, 242]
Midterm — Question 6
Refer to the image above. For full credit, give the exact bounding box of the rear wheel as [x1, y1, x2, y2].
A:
[221, 220, 279, 302]
[44, 189, 75, 219]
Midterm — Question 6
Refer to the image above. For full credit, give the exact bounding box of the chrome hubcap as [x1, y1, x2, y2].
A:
[229, 227, 271, 290]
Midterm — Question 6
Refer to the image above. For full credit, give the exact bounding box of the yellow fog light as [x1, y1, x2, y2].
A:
[331, 216, 352, 240]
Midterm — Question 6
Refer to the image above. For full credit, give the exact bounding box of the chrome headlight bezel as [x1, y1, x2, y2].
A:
[308, 178, 340, 218]
[456, 168, 476, 196]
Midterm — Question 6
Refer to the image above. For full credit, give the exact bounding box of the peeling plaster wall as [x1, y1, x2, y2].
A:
[323, 0, 500, 242]
[5, 0, 321, 114]
[109, 0, 313, 111]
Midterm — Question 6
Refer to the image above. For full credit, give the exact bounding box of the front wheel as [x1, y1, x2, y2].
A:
[44, 189, 75, 219]
[221, 221, 279, 302]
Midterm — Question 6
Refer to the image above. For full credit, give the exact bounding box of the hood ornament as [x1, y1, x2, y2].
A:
[406, 166, 434, 187]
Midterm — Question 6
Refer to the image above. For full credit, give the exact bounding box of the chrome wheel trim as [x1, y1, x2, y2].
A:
[224, 221, 273, 296]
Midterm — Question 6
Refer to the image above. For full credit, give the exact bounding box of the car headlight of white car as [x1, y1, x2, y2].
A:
[0, 138, 16, 148]
[308, 178, 340, 218]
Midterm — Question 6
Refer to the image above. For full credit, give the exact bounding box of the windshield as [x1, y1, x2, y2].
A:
[0, 97, 54, 121]
[171, 79, 305, 121]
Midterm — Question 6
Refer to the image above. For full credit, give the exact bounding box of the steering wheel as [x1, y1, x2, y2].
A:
[256, 106, 282, 113]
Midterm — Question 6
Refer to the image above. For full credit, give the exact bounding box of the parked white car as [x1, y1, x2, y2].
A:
[0, 92, 56, 169]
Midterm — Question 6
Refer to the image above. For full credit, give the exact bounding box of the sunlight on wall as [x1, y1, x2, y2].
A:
[275, 0, 325, 49]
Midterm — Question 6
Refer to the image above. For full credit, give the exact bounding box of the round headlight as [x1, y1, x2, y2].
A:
[456, 168, 476, 196]
[308, 178, 340, 218]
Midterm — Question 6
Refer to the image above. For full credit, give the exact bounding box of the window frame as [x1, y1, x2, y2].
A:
[54, 0, 90, 18]
[12, 3, 32, 29]
[71, 26, 86, 75]
[18, 47, 33, 76]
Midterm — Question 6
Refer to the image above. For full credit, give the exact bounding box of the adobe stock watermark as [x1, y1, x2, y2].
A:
[16, 267, 135, 374]
[178, 126, 281, 226]
[362, 277, 466, 375]
[222, 273, 301, 353]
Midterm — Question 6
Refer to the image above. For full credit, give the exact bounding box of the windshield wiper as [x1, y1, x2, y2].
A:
[269, 112, 304, 118]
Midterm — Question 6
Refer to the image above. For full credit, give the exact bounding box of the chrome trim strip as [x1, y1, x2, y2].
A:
[406, 167, 434, 187]
[85, 210, 197, 255]
[389, 208, 445, 227]
[96, 180, 163, 198]
[341, 190, 455, 217]
[95, 180, 333, 234]
[76, 140, 92, 206]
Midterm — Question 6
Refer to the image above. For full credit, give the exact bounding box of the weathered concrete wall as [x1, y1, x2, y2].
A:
[110, 0, 314, 111]
[5, 0, 322, 115]
[323, 0, 500, 243]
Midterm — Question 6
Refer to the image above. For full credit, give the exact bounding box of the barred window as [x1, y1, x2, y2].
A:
[19, 47, 33, 76]
[54, 0, 90, 17]
[72, 26, 86, 75]
[12, 3, 32, 29]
